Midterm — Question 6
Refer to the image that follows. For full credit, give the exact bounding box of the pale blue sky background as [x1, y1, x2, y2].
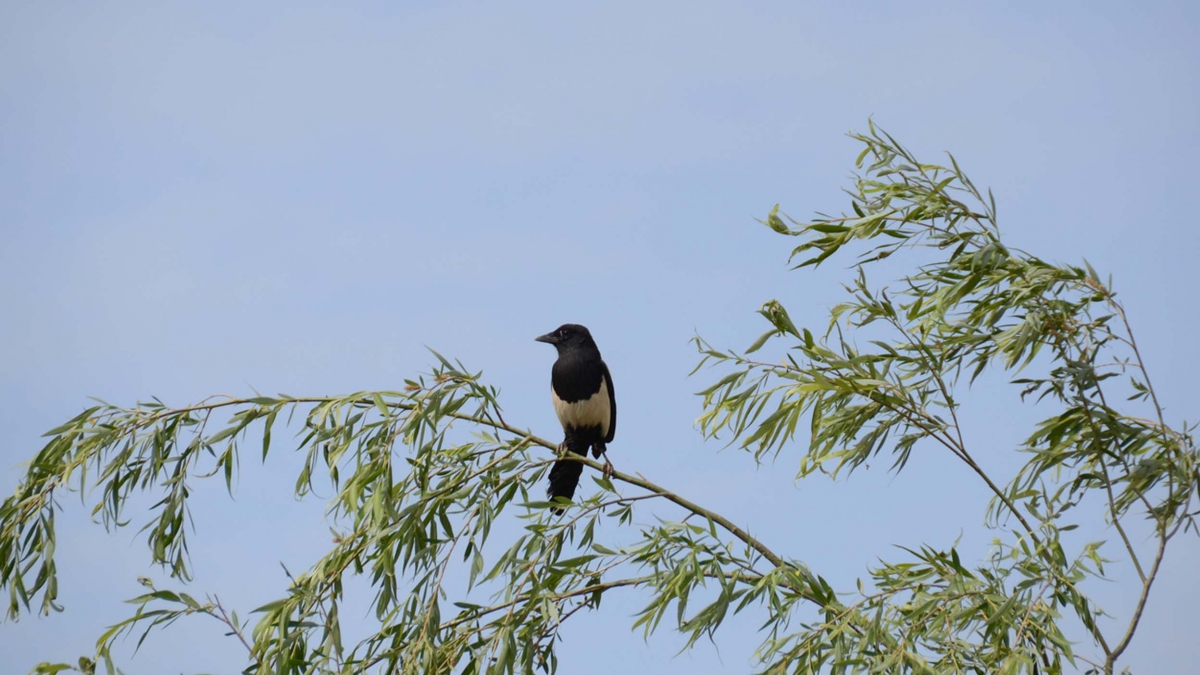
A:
[2, 1, 1198, 672]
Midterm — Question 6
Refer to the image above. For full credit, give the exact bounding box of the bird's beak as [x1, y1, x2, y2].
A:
[534, 332, 556, 344]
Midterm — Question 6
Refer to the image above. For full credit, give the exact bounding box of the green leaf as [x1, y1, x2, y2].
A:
[745, 329, 778, 355]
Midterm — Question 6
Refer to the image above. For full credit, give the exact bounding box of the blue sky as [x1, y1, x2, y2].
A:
[2, 1, 1198, 672]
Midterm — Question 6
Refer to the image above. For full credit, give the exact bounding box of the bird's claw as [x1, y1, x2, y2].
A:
[602, 456, 615, 480]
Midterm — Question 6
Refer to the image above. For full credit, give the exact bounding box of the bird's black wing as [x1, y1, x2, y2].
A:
[602, 361, 616, 443]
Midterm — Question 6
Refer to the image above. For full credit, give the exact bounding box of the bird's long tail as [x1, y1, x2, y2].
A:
[547, 438, 588, 514]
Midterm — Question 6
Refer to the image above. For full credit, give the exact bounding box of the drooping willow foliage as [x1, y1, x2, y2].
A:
[3, 124, 1195, 675]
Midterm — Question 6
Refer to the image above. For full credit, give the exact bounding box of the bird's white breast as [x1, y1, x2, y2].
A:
[551, 379, 610, 437]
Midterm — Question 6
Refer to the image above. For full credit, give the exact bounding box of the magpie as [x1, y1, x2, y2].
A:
[535, 323, 616, 512]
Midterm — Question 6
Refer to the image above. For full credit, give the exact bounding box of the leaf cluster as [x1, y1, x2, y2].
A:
[693, 122, 1198, 673]
[5, 357, 829, 674]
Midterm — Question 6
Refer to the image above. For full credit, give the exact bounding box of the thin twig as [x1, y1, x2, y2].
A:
[207, 594, 255, 658]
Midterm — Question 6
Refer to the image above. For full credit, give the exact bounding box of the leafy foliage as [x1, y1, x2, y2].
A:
[3, 124, 1195, 674]
[694, 122, 1198, 673]
[3, 357, 829, 674]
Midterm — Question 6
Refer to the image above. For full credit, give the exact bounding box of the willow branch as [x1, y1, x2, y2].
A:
[429, 403, 800, 581]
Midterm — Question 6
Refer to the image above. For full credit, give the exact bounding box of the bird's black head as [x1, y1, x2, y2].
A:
[535, 323, 596, 353]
